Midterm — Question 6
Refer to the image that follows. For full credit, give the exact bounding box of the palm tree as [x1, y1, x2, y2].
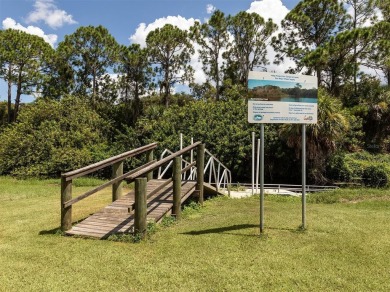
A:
[279, 88, 349, 183]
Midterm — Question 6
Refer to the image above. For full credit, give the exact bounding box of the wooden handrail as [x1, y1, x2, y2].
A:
[181, 162, 196, 174]
[126, 142, 201, 180]
[62, 143, 158, 181]
[63, 160, 156, 208]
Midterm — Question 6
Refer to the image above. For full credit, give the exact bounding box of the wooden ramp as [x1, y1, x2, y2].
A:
[66, 179, 197, 239]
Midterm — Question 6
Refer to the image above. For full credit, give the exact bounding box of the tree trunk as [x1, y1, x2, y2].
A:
[13, 65, 24, 122]
[133, 82, 140, 125]
[7, 65, 12, 123]
[215, 51, 220, 101]
[164, 83, 169, 108]
[215, 67, 220, 101]
[92, 70, 96, 108]
[316, 69, 321, 88]
[164, 70, 170, 108]
[353, 6, 358, 97]
[14, 71, 22, 122]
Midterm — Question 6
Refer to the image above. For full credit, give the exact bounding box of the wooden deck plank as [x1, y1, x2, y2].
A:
[66, 179, 198, 238]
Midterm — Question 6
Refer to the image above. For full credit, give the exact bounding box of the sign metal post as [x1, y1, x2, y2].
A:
[252, 132, 255, 195]
[260, 124, 264, 233]
[302, 124, 306, 229]
[247, 71, 317, 234]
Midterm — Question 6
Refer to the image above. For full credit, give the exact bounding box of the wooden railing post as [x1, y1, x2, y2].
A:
[173, 156, 182, 220]
[196, 144, 205, 205]
[61, 176, 72, 231]
[112, 161, 123, 202]
[146, 149, 154, 181]
[134, 177, 147, 237]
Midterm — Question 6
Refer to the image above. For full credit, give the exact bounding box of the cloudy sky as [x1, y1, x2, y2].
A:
[0, 0, 301, 102]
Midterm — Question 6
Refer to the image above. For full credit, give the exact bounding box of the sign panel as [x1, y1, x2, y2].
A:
[248, 71, 318, 124]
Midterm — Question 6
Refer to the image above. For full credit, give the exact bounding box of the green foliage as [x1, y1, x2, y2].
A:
[107, 222, 157, 243]
[326, 151, 390, 185]
[0, 101, 9, 127]
[160, 215, 176, 227]
[0, 96, 109, 177]
[146, 24, 194, 107]
[115, 44, 153, 126]
[362, 165, 388, 188]
[326, 152, 353, 182]
[57, 25, 120, 104]
[273, 0, 349, 83]
[190, 10, 229, 100]
[0, 29, 55, 121]
[108, 233, 139, 243]
[183, 200, 202, 215]
[226, 11, 277, 88]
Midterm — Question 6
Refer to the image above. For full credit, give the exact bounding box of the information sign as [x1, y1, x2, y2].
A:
[248, 71, 318, 124]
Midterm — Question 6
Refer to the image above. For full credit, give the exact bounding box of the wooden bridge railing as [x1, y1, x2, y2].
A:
[61, 141, 206, 236]
[131, 142, 204, 236]
[60, 142, 157, 231]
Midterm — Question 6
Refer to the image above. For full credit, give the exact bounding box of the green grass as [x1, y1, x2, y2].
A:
[1, 177, 390, 291]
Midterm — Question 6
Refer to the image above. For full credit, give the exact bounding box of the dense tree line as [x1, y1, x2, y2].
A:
[0, 0, 389, 184]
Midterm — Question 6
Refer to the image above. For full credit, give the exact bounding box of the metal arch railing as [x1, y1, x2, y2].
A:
[157, 148, 232, 191]
[203, 149, 232, 191]
[157, 149, 197, 181]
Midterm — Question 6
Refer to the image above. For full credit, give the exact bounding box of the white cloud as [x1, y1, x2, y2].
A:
[129, 15, 198, 47]
[2, 17, 57, 47]
[247, 0, 289, 26]
[26, 0, 77, 29]
[206, 4, 216, 14]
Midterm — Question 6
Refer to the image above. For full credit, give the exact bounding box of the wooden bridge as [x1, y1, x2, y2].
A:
[61, 141, 231, 239]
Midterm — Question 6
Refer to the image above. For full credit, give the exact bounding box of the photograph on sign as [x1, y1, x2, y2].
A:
[248, 71, 318, 124]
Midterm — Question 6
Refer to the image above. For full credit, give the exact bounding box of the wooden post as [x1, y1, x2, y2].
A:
[61, 177, 72, 231]
[112, 161, 123, 202]
[196, 144, 205, 205]
[146, 149, 154, 181]
[173, 156, 182, 220]
[134, 177, 147, 237]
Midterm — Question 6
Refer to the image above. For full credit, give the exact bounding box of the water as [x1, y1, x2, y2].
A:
[280, 96, 317, 103]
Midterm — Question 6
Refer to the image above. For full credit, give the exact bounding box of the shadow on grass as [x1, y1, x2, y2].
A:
[39, 227, 63, 236]
[38, 216, 90, 236]
[267, 226, 308, 233]
[181, 224, 258, 236]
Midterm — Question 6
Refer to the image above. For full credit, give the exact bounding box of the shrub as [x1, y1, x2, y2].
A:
[326, 152, 352, 182]
[0, 96, 110, 177]
[326, 151, 390, 185]
[362, 165, 388, 188]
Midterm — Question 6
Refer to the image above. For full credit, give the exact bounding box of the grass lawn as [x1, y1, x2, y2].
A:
[1, 176, 390, 291]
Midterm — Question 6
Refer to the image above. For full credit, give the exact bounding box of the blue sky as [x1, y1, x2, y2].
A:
[0, 0, 300, 102]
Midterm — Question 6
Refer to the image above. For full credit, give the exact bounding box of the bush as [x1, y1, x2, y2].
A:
[362, 165, 388, 188]
[0, 96, 110, 177]
[326, 151, 390, 185]
[326, 152, 352, 182]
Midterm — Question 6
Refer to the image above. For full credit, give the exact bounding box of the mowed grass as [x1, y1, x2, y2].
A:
[1, 176, 390, 291]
